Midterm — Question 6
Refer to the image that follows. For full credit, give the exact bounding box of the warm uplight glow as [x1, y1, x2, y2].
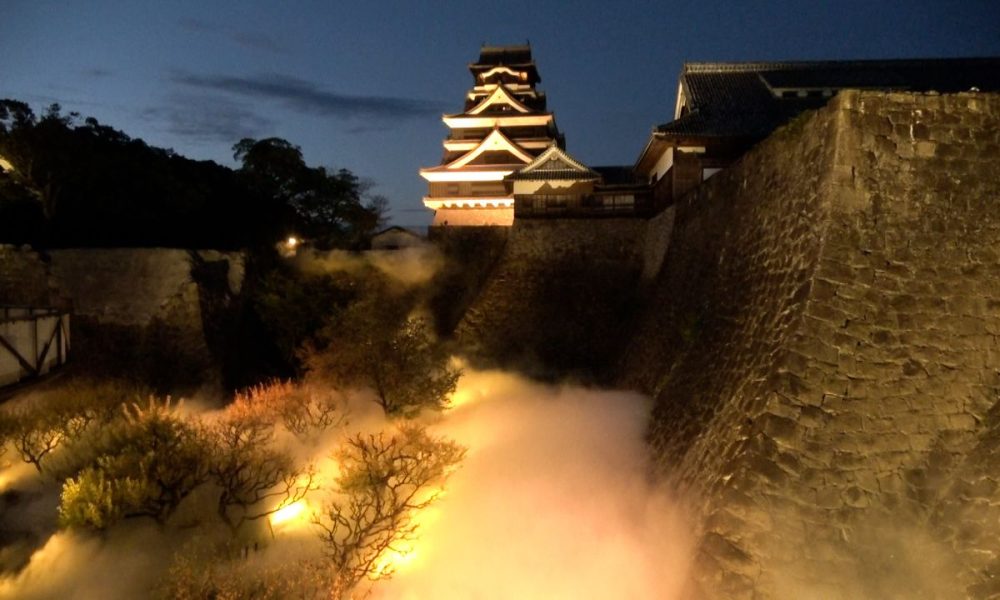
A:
[369, 492, 447, 578]
[422, 197, 514, 210]
[370, 545, 417, 579]
[419, 168, 514, 182]
[287, 236, 299, 248]
[0, 156, 13, 172]
[270, 500, 308, 528]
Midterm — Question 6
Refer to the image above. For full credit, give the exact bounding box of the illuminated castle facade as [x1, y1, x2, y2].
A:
[422, 50, 1000, 227]
[420, 45, 564, 226]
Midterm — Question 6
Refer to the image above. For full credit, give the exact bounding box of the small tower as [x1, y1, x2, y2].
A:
[420, 45, 564, 226]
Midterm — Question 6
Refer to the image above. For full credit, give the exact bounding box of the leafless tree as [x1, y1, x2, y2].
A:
[205, 402, 316, 534]
[314, 426, 465, 597]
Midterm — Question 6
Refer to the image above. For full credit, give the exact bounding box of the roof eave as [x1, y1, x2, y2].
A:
[634, 132, 669, 173]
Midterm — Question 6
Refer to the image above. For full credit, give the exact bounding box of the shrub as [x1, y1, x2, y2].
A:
[58, 399, 210, 529]
[159, 542, 332, 600]
[250, 265, 361, 372]
[231, 380, 347, 440]
[314, 426, 465, 596]
[205, 397, 315, 534]
[6, 378, 146, 474]
[306, 292, 461, 417]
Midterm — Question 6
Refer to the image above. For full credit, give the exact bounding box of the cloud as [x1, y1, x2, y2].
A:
[176, 16, 216, 33]
[171, 71, 445, 120]
[291, 246, 444, 287]
[142, 94, 274, 144]
[345, 123, 393, 135]
[0, 367, 694, 599]
[229, 31, 287, 54]
[373, 369, 695, 599]
[177, 17, 289, 55]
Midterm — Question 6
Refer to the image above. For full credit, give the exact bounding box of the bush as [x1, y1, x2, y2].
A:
[306, 292, 461, 417]
[314, 426, 465, 596]
[231, 380, 346, 440]
[5, 378, 146, 474]
[160, 542, 332, 600]
[250, 265, 361, 373]
[58, 399, 210, 529]
[205, 394, 316, 533]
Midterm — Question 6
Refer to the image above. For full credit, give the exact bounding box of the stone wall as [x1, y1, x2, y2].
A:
[427, 226, 509, 337]
[456, 218, 646, 381]
[0, 245, 54, 306]
[0, 247, 245, 391]
[47, 249, 243, 327]
[641, 205, 676, 282]
[622, 91, 1000, 598]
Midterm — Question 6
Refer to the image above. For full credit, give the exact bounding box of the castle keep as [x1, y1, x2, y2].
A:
[419, 45, 564, 226]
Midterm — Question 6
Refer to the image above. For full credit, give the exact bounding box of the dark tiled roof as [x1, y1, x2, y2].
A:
[507, 169, 599, 181]
[475, 45, 533, 66]
[658, 57, 1000, 139]
[374, 226, 422, 237]
[470, 45, 541, 83]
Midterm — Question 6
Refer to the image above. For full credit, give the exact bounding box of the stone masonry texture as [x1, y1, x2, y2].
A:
[0, 247, 245, 390]
[620, 91, 1000, 598]
[0, 245, 54, 306]
[456, 218, 647, 382]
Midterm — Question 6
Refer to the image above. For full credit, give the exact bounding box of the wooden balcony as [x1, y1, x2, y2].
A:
[514, 192, 660, 218]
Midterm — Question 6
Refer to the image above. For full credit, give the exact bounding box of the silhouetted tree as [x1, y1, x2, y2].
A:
[234, 137, 384, 249]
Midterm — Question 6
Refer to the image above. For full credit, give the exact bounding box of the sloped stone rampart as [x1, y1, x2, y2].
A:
[623, 91, 1000, 598]
[456, 218, 646, 381]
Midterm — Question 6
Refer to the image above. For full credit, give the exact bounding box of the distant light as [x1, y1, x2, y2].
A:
[278, 235, 301, 257]
[0, 156, 13, 173]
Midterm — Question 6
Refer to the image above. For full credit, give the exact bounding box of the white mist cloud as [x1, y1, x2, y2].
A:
[0, 368, 693, 599]
[374, 368, 694, 599]
[292, 246, 443, 286]
[0, 524, 173, 600]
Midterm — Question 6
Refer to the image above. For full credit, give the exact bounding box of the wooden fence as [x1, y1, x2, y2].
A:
[0, 306, 71, 388]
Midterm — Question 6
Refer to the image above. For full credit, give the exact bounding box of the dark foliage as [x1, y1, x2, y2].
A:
[304, 280, 460, 417]
[233, 137, 384, 249]
[250, 262, 366, 374]
[0, 100, 382, 250]
[69, 317, 214, 394]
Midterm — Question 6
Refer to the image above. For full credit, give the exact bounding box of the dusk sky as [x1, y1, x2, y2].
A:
[3, 1, 998, 226]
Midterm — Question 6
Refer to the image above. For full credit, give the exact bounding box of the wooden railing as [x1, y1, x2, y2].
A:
[0, 306, 71, 387]
[514, 192, 660, 218]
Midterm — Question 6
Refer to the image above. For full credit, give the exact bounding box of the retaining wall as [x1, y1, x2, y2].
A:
[621, 91, 1000, 598]
[456, 218, 647, 381]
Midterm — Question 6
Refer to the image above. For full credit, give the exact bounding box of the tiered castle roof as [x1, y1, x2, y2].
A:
[419, 45, 563, 225]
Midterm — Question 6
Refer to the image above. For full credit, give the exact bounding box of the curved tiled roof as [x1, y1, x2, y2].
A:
[658, 57, 1000, 140]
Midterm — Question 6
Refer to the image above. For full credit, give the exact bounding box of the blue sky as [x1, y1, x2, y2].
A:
[2, 1, 998, 225]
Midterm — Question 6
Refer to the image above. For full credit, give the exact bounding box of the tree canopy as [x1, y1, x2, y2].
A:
[0, 100, 383, 249]
[233, 137, 384, 249]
